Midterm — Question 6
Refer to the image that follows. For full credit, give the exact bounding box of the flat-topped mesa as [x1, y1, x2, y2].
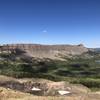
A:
[0, 44, 88, 59]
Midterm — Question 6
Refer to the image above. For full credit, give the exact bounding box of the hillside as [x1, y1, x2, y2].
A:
[0, 44, 100, 99]
[0, 44, 88, 60]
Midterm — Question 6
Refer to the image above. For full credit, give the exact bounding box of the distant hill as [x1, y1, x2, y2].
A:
[0, 44, 88, 60]
[94, 48, 100, 52]
[89, 48, 100, 53]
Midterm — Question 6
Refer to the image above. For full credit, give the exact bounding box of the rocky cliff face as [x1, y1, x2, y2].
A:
[0, 44, 88, 59]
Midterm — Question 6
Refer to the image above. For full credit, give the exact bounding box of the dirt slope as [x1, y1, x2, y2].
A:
[0, 75, 100, 100]
[0, 87, 100, 100]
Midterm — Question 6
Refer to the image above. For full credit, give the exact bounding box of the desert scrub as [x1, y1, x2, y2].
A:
[70, 78, 100, 90]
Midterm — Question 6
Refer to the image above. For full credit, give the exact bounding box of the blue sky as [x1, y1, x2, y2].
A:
[0, 0, 100, 47]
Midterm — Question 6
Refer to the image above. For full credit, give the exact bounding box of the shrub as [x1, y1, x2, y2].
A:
[71, 78, 100, 89]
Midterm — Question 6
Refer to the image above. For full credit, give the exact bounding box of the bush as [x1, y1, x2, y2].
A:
[71, 78, 100, 89]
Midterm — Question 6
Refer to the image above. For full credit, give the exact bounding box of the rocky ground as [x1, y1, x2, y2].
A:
[0, 87, 100, 100]
[0, 75, 100, 100]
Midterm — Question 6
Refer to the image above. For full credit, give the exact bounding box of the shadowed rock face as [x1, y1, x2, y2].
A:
[0, 44, 88, 59]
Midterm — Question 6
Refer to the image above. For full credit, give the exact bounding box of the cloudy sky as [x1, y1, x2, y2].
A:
[0, 0, 100, 47]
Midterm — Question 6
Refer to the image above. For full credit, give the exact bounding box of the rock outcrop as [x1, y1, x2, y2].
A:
[0, 44, 88, 59]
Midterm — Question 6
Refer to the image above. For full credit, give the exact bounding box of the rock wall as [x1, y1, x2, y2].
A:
[0, 44, 88, 59]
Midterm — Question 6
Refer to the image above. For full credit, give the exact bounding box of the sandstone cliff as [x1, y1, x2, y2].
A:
[0, 44, 88, 59]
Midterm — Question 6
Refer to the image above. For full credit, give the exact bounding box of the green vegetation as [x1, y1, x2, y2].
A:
[70, 78, 100, 91]
[0, 52, 100, 90]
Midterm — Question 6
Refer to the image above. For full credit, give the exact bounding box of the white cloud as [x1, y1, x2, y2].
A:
[43, 30, 47, 33]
